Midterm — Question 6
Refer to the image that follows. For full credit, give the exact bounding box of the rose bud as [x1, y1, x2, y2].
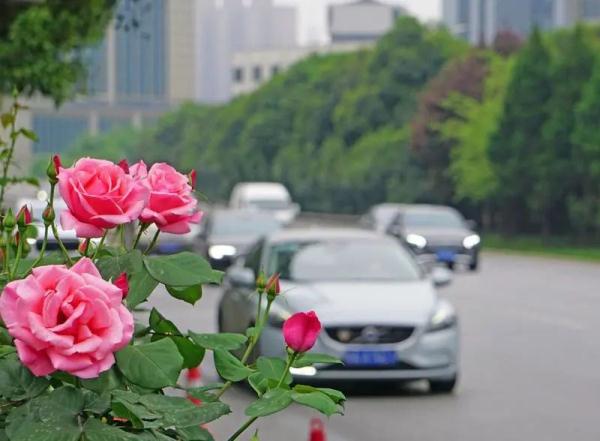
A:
[283, 311, 322, 353]
[255, 271, 267, 293]
[188, 169, 197, 190]
[113, 272, 129, 299]
[16, 205, 32, 228]
[42, 204, 55, 226]
[266, 273, 280, 298]
[118, 159, 130, 174]
[78, 240, 94, 256]
[47, 154, 61, 183]
[3, 209, 16, 232]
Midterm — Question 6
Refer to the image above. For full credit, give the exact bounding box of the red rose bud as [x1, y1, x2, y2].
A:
[118, 159, 130, 174]
[16, 205, 31, 227]
[42, 205, 55, 225]
[283, 311, 321, 353]
[266, 273, 280, 297]
[47, 155, 61, 182]
[114, 272, 129, 299]
[78, 240, 89, 255]
[188, 169, 197, 189]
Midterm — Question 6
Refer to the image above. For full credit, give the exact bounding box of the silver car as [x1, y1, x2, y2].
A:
[219, 228, 459, 393]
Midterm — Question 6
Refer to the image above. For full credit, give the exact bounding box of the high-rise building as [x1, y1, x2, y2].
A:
[328, 0, 405, 43]
[443, 0, 600, 45]
[195, 0, 297, 103]
[13, 0, 197, 168]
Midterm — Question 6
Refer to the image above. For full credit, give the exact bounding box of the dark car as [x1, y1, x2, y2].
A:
[196, 209, 282, 270]
[386, 204, 481, 271]
[359, 203, 404, 233]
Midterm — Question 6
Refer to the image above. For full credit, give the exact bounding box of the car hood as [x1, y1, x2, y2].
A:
[277, 279, 437, 326]
[405, 227, 472, 247]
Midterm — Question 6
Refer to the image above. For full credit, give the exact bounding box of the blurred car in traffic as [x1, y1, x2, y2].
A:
[229, 182, 300, 224]
[386, 204, 481, 271]
[197, 209, 283, 269]
[15, 197, 79, 254]
[359, 203, 404, 233]
[219, 228, 459, 393]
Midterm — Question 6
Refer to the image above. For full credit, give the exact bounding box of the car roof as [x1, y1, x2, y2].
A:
[266, 227, 388, 244]
[399, 204, 460, 214]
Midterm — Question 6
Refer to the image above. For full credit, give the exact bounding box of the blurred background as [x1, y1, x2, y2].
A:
[1, 0, 600, 440]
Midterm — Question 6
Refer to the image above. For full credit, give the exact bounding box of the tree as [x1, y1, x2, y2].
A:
[410, 51, 489, 204]
[533, 26, 595, 233]
[0, 0, 117, 104]
[489, 28, 552, 233]
[571, 60, 600, 234]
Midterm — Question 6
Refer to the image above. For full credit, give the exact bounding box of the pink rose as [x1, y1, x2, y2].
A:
[58, 158, 149, 238]
[130, 161, 202, 234]
[0, 258, 134, 378]
[283, 311, 322, 353]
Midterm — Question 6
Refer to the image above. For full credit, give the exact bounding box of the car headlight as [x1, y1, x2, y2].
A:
[426, 301, 457, 332]
[406, 233, 427, 249]
[208, 245, 236, 260]
[462, 234, 480, 249]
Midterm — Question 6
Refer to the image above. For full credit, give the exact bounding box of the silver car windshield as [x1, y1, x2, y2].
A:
[404, 210, 464, 229]
[267, 239, 422, 282]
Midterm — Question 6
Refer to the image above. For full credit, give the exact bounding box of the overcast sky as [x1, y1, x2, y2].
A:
[276, 0, 443, 44]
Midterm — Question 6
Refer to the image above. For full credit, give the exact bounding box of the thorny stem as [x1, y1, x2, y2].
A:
[92, 230, 108, 260]
[132, 222, 148, 250]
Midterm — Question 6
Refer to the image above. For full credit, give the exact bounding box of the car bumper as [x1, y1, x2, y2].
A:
[258, 324, 459, 383]
[415, 249, 478, 266]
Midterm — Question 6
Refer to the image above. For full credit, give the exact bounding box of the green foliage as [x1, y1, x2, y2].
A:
[0, 1, 117, 104]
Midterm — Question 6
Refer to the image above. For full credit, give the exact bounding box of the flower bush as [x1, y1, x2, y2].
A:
[0, 100, 344, 441]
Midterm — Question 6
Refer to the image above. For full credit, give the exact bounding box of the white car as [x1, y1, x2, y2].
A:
[229, 182, 300, 225]
[219, 228, 459, 393]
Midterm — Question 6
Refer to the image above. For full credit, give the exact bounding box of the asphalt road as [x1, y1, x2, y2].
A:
[148, 252, 600, 441]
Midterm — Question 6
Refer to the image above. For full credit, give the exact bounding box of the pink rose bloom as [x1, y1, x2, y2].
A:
[58, 158, 149, 238]
[0, 258, 133, 378]
[130, 161, 202, 234]
[283, 311, 322, 353]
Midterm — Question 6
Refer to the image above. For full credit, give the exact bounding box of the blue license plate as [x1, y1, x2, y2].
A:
[344, 350, 397, 367]
[436, 250, 456, 262]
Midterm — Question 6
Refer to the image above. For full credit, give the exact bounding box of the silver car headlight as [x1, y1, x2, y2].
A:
[462, 234, 480, 249]
[208, 245, 236, 260]
[426, 301, 457, 333]
[406, 233, 427, 249]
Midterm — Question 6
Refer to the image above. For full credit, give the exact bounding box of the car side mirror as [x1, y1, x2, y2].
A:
[431, 266, 452, 287]
[226, 266, 255, 288]
[465, 219, 477, 230]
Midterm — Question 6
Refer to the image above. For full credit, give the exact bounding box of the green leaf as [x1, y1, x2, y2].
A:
[292, 353, 343, 368]
[0, 328, 11, 345]
[167, 284, 203, 305]
[316, 387, 346, 405]
[83, 418, 138, 441]
[81, 368, 122, 394]
[189, 332, 247, 351]
[213, 349, 253, 382]
[116, 339, 183, 389]
[139, 395, 230, 427]
[143, 252, 224, 286]
[111, 393, 161, 430]
[82, 390, 111, 414]
[256, 357, 291, 384]
[1, 113, 14, 128]
[247, 372, 273, 396]
[0, 345, 15, 359]
[291, 390, 341, 416]
[177, 425, 215, 441]
[0, 357, 49, 400]
[19, 128, 38, 141]
[149, 310, 205, 368]
[97, 250, 158, 307]
[245, 388, 292, 417]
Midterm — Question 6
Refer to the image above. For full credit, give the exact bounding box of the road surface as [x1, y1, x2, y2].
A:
[149, 252, 600, 441]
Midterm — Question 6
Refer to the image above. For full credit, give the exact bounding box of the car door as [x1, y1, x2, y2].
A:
[225, 240, 264, 333]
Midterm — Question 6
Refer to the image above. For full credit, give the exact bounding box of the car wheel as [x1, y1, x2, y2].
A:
[429, 376, 457, 394]
[469, 259, 479, 271]
[446, 262, 455, 270]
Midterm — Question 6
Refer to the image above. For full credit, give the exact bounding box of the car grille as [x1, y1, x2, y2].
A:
[325, 326, 414, 344]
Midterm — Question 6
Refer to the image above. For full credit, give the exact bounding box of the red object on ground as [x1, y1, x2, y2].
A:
[309, 418, 326, 441]
[186, 366, 203, 406]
